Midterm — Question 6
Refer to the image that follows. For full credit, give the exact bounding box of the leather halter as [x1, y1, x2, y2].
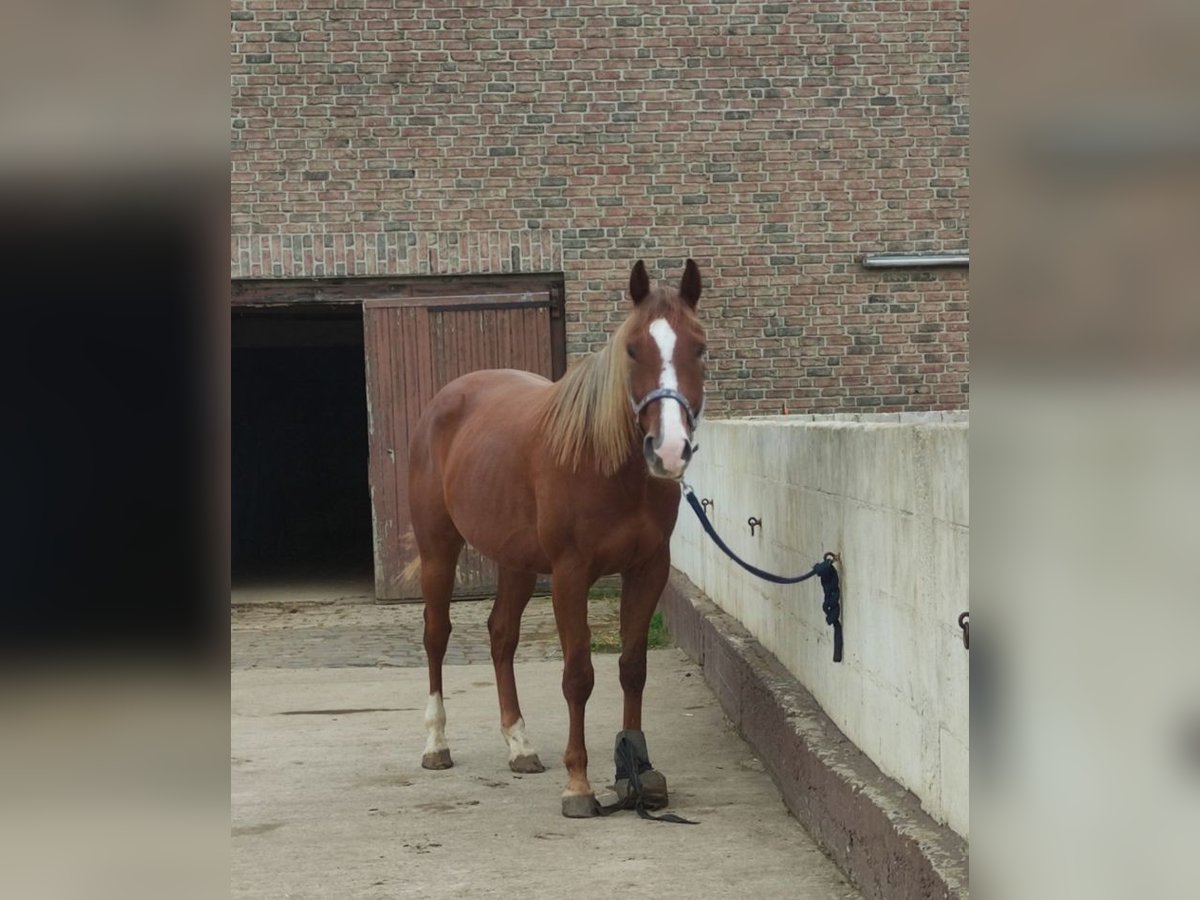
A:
[630, 387, 699, 432]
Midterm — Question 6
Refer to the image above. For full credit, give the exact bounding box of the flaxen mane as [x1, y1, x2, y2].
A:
[539, 316, 638, 476]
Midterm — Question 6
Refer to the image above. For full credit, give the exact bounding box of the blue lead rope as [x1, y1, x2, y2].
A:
[681, 483, 843, 663]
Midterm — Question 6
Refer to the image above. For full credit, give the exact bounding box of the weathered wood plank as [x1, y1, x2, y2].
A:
[362, 289, 559, 601]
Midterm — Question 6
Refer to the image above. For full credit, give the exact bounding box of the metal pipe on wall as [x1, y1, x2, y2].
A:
[861, 253, 969, 269]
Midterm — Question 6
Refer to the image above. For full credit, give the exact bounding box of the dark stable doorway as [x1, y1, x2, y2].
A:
[231, 306, 373, 598]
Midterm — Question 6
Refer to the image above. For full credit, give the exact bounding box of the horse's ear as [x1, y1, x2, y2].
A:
[630, 260, 650, 305]
[680, 258, 701, 308]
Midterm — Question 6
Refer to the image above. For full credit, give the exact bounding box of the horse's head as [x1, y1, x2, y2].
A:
[624, 259, 706, 480]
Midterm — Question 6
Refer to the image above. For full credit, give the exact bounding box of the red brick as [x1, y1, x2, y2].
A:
[230, 0, 969, 416]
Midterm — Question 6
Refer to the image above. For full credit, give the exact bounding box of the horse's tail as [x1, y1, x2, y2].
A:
[399, 532, 422, 592]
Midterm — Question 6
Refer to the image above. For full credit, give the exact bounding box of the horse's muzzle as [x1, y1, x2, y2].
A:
[644, 432, 694, 479]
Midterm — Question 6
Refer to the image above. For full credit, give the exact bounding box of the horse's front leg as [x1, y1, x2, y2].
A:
[615, 548, 671, 809]
[549, 563, 598, 818]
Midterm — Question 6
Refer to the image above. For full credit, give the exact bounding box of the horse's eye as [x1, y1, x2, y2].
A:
[627, 345, 637, 360]
[697, 345, 707, 359]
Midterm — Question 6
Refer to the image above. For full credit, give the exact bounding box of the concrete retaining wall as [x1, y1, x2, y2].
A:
[660, 572, 969, 900]
[670, 413, 969, 838]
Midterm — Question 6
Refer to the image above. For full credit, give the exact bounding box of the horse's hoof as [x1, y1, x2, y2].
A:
[561, 793, 600, 818]
[510, 754, 546, 774]
[616, 769, 668, 810]
[421, 749, 453, 770]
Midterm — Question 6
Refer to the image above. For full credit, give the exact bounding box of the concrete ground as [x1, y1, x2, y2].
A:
[232, 597, 863, 900]
[231, 566, 374, 606]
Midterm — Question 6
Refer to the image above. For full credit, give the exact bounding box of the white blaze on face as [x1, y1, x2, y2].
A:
[501, 717, 537, 762]
[648, 318, 690, 475]
[424, 692, 448, 756]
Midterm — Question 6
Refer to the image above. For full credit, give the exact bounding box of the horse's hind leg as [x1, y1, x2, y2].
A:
[419, 538, 463, 770]
[488, 567, 545, 774]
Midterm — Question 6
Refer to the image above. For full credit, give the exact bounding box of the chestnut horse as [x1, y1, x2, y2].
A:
[408, 259, 706, 817]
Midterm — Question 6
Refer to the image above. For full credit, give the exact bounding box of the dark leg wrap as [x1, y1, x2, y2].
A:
[598, 730, 696, 825]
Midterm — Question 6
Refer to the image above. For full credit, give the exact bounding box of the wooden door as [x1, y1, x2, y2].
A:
[363, 292, 559, 601]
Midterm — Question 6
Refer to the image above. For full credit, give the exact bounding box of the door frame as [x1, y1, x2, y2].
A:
[231, 273, 567, 600]
[233, 273, 565, 378]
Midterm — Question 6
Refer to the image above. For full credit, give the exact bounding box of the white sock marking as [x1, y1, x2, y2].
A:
[648, 318, 690, 474]
[424, 692, 448, 756]
[501, 717, 537, 762]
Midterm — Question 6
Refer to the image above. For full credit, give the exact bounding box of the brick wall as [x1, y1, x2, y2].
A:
[231, 1, 969, 415]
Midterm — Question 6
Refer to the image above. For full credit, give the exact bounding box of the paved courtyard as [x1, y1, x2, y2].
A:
[232, 594, 619, 670]
[232, 595, 863, 900]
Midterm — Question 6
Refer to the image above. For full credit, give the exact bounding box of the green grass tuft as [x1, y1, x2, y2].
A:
[589, 610, 669, 654]
[646, 610, 668, 648]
